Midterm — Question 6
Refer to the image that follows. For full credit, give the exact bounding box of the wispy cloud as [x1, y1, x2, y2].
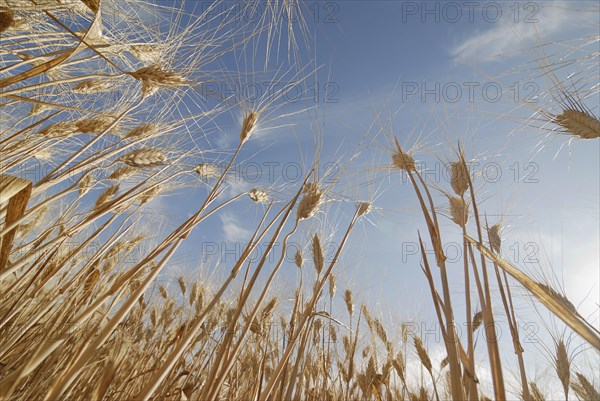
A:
[451, 2, 572, 64]
[220, 212, 252, 242]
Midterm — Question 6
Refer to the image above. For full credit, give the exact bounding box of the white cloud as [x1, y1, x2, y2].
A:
[451, 2, 571, 64]
[220, 212, 252, 243]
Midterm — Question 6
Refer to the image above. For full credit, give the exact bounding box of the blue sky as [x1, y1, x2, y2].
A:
[144, 1, 599, 394]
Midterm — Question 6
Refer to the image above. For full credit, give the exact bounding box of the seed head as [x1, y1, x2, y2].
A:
[81, 0, 99, 13]
[73, 79, 114, 94]
[79, 173, 93, 197]
[29, 102, 52, 116]
[413, 336, 432, 373]
[124, 123, 159, 139]
[108, 166, 136, 181]
[140, 185, 161, 205]
[555, 339, 571, 399]
[129, 65, 187, 97]
[488, 223, 501, 253]
[297, 182, 323, 221]
[328, 274, 336, 298]
[472, 311, 483, 332]
[391, 138, 418, 171]
[539, 283, 577, 313]
[240, 111, 259, 143]
[194, 163, 220, 179]
[130, 44, 162, 64]
[294, 249, 303, 269]
[311, 234, 324, 274]
[33, 149, 53, 161]
[38, 121, 77, 139]
[450, 162, 469, 196]
[554, 109, 600, 139]
[0, 10, 14, 34]
[449, 196, 468, 226]
[120, 148, 166, 167]
[83, 268, 100, 296]
[178, 277, 187, 295]
[344, 289, 354, 316]
[75, 117, 114, 134]
[357, 201, 371, 217]
[392, 150, 416, 171]
[530, 383, 545, 401]
[95, 185, 119, 209]
[572, 373, 599, 401]
[248, 188, 269, 204]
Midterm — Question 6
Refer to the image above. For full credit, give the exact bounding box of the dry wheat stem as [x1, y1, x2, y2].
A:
[460, 154, 506, 401]
[202, 198, 313, 400]
[258, 208, 360, 401]
[485, 221, 530, 401]
[466, 235, 600, 350]
[139, 188, 304, 400]
[402, 161, 466, 401]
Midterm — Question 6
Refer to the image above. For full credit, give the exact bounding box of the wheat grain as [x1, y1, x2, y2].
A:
[130, 44, 162, 64]
[38, 121, 77, 139]
[311, 234, 324, 274]
[357, 201, 371, 217]
[240, 111, 259, 143]
[120, 148, 166, 167]
[140, 185, 161, 205]
[373, 319, 388, 345]
[76, 117, 114, 134]
[555, 339, 571, 400]
[450, 162, 469, 196]
[554, 109, 600, 139]
[392, 150, 416, 172]
[413, 336, 432, 374]
[0, 10, 13, 33]
[194, 163, 220, 179]
[328, 324, 337, 343]
[83, 268, 100, 296]
[159, 285, 168, 299]
[472, 311, 483, 332]
[73, 79, 114, 94]
[248, 188, 269, 204]
[328, 274, 336, 299]
[572, 372, 600, 401]
[261, 298, 277, 322]
[108, 166, 136, 180]
[33, 148, 53, 161]
[79, 173, 93, 197]
[449, 196, 468, 226]
[94, 184, 119, 209]
[29, 102, 52, 116]
[129, 65, 187, 97]
[344, 289, 354, 316]
[539, 283, 577, 313]
[488, 223, 501, 253]
[297, 182, 323, 221]
[294, 249, 303, 269]
[124, 123, 160, 139]
[530, 382, 545, 401]
[80, 0, 99, 13]
[178, 277, 187, 295]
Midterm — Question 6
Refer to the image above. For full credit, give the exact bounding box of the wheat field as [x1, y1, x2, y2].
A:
[0, 1, 599, 400]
